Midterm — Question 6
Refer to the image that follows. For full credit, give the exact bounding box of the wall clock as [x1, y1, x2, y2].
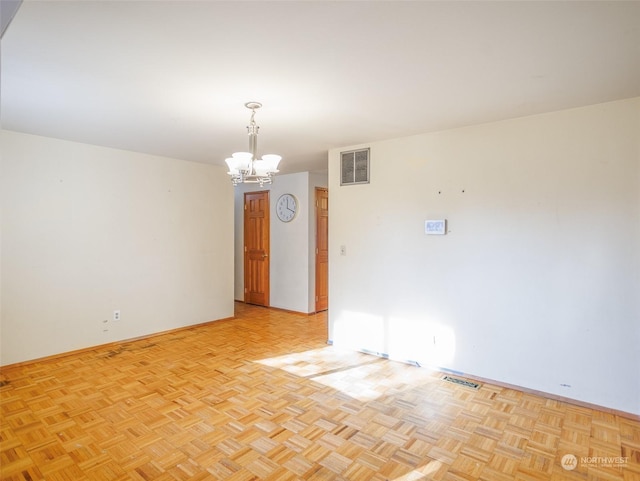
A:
[276, 193, 298, 222]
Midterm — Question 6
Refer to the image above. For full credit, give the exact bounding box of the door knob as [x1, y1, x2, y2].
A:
[262, 253, 268, 258]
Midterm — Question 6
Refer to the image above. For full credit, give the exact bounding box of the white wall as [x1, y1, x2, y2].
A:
[232, 171, 328, 313]
[1, 130, 235, 365]
[328, 98, 640, 415]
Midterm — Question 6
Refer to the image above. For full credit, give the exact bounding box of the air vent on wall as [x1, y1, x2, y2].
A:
[341, 148, 370, 186]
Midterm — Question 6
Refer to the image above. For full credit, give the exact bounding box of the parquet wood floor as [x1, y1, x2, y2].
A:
[1, 303, 638, 481]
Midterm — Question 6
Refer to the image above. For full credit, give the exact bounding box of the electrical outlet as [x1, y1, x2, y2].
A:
[113, 310, 121, 321]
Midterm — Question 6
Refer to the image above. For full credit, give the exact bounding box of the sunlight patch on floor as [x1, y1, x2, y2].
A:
[392, 459, 446, 480]
[255, 345, 439, 402]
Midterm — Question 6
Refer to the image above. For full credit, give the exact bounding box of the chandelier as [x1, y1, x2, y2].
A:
[225, 102, 281, 186]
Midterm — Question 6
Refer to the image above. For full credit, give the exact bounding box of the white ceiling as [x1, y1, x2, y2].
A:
[2, 1, 639, 174]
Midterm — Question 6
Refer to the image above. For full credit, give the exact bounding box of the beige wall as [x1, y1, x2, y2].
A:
[328, 98, 640, 415]
[1, 130, 235, 365]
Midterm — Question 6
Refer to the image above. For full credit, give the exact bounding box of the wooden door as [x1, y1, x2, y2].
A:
[244, 191, 270, 306]
[315, 188, 329, 312]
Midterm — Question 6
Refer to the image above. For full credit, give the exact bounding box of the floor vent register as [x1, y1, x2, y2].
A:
[442, 375, 481, 390]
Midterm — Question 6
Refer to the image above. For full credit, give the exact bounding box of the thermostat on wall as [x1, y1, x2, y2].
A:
[425, 220, 446, 235]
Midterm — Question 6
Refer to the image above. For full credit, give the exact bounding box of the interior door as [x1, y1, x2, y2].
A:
[315, 187, 329, 312]
[244, 191, 270, 306]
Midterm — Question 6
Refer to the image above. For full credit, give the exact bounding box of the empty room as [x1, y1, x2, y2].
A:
[1, 1, 639, 480]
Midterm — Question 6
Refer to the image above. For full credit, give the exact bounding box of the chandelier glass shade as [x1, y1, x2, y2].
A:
[225, 102, 281, 186]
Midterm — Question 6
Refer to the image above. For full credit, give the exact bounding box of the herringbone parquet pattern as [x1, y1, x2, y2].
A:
[1, 303, 638, 480]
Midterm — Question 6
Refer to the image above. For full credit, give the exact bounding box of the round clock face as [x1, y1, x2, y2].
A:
[276, 194, 297, 222]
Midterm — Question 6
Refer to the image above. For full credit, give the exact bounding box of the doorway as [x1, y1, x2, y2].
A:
[244, 191, 270, 306]
[315, 187, 329, 312]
